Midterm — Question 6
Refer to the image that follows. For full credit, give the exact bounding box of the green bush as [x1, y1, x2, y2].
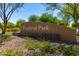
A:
[40, 44, 56, 55]
[7, 29, 11, 32]
[2, 49, 23, 56]
[63, 47, 78, 56]
[11, 28, 20, 33]
[25, 40, 39, 50]
[57, 45, 66, 53]
[57, 45, 78, 56]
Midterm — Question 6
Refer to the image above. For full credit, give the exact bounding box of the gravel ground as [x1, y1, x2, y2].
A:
[0, 36, 28, 55]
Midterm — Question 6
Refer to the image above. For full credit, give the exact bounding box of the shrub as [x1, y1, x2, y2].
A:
[63, 47, 78, 56]
[7, 29, 11, 32]
[25, 40, 39, 50]
[2, 49, 23, 56]
[40, 44, 56, 55]
[11, 28, 20, 33]
[57, 45, 78, 56]
[57, 44, 66, 53]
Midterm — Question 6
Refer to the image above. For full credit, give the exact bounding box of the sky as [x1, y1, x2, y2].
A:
[0, 3, 58, 23]
[9, 3, 47, 23]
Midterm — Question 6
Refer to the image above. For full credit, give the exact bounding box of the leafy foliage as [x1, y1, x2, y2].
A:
[28, 15, 39, 22]
[16, 19, 26, 27]
[28, 13, 63, 25]
[63, 47, 78, 56]
[40, 45, 56, 54]
[7, 22, 15, 28]
[57, 45, 78, 56]
[45, 3, 79, 33]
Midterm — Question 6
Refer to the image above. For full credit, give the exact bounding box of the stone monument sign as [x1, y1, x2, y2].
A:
[21, 22, 76, 43]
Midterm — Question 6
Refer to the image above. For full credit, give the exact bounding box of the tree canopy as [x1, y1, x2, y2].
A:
[16, 19, 26, 27]
[45, 3, 79, 34]
[28, 15, 39, 22]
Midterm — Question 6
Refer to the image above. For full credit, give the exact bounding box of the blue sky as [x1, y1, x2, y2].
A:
[0, 3, 58, 23]
[10, 3, 47, 23]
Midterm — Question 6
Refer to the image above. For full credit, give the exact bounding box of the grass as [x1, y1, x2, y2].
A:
[5, 32, 13, 35]
[25, 40, 39, 50]
[1, 49, 23, 56]
[25, 38, 51, 50]
[3, 27, 20, 35]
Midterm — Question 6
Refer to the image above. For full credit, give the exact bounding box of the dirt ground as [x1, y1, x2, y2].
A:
[0, 36, 28, 55]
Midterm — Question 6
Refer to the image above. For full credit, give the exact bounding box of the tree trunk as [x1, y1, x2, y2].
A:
[2, 28, 6, 34]
[2, 3, 7, 34]
[2, 21, 7, 34]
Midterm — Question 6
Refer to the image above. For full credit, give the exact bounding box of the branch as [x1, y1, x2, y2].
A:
[7, 9, 16, 21]
[66, 4, 74, 9]
[0, 10, 3, 15]
[0, 4, 4, 15]
[7, 5, 19, 18]
[0, 15, 4, 21]
[5, 4, 10, 12]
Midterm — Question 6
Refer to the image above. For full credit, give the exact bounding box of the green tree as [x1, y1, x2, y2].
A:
[45, 3, 79, 34]
[7, 22, 15, 28]
[39, 13, 53, 22]
[0, 3, 23, 34]
[28, 15, 39, 22]
[39, 13, 59, 24]
[16, 19, 26, 27]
